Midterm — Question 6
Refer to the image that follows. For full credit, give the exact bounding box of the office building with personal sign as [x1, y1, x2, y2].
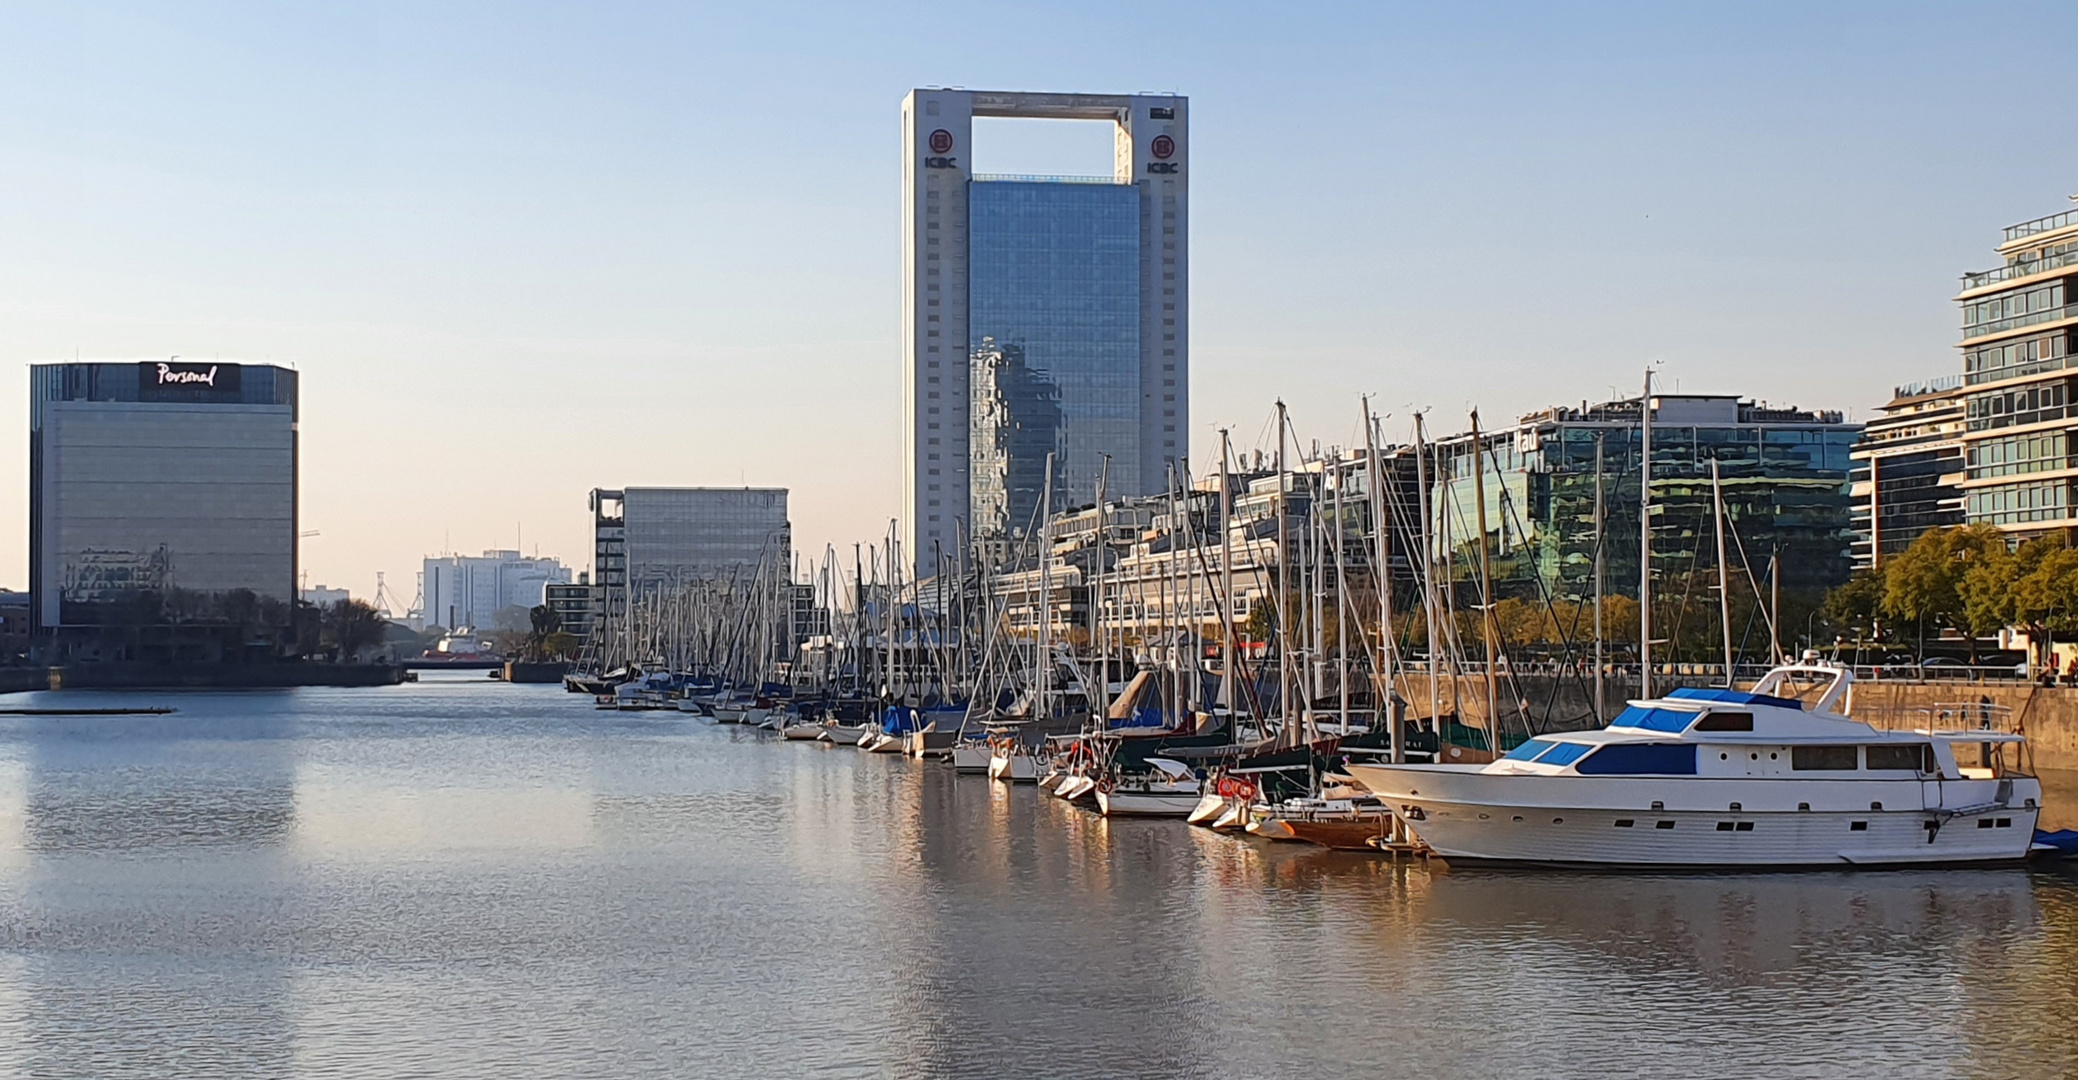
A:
[903, 88, 1188, 574]
[30, 360, 299, 653]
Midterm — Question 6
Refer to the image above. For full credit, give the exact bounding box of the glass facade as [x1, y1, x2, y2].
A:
[968, 179, 1142, 512]
[620, 488, 790, 588]
[1432, 405, 1860, 601]
[29, 362, 299, 634]
[970, 339, 1064, 538]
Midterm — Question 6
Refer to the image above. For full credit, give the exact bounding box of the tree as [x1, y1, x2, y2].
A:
[320, 599, 389, 663]
[2010, 539, 2078, 668]
[1882, 524, 2004, 655]
[1824, 568, 1885, 643]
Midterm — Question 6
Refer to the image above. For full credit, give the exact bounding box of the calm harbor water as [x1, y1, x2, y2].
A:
[0, 674, 2073, 1079]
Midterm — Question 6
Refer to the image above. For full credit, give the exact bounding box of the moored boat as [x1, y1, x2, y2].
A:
[1344, 656, 2044, 868]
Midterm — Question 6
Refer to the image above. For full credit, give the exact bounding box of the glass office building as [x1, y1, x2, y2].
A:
[969, 179, 1141, 510]
[903, 89, 1188, 573]
[30, 361, 299, 638]
[1428, 395, 1861, 602]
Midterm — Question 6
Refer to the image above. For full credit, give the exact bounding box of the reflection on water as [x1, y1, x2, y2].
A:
[0, 676, 2070, 1078]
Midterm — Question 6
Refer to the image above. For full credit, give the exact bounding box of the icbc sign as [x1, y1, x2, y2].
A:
[928, 129, 954, 154]
[1151, 134, 1174, 160]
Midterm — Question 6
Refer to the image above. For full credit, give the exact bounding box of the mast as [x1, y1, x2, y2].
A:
[1363, 401, 1401, 763]
[1093, 456, 1110, 720]
[1333, 450, 1349, 731]
[1639, 368, 1655, 701]
[1219, 429, 1235, 726]
[1469, 409, 1499, 754]
[1412, 413, 1440, 737]
[1275, 401, 1294, 741]
[1036, 451, 1056, 724]
[1712, 455, 1735, 687]
[1593, 432, 1607, 722]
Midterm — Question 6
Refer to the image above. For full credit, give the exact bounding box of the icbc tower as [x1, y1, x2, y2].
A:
[902, 89, 1188, 577]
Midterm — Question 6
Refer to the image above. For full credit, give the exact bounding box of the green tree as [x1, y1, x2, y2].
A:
[1882, 524, 2004, 655]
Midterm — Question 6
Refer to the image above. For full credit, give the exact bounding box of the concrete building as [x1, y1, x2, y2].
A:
[30, 361, 298, 648]
[1956, 202, 2078, 538]
[1849, 377, 1967, 569]
[544, 577, 595, 641]
[418, 550, 571, 632]
[903, 88, 1187, 574]
[300, 585, 352, 608]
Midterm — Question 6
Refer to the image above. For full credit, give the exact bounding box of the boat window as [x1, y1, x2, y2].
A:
[1611, 707, 1698, 733]
[1501, 738, 1556, 762]
[1692, 712, 1753, 732]
[1865, 744, 1935, 772]
[1575, 743, 1698, 776]
[1791, 745, 1859, 771]
[1534, 741, 1593, 767]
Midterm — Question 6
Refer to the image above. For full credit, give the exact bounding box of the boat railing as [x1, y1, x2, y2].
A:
[1853, 701, 2018, 735]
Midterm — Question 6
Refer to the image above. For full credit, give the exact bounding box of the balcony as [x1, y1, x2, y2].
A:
[2005, 208, 2078, 243]
[1963, 246, 2078, 291]
[1962, 301, 2078, 341]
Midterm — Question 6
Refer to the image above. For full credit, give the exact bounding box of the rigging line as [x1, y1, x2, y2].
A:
[1492, 459, 1603, 729]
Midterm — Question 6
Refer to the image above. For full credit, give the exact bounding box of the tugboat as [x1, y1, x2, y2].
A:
[1343, 654, 2044, 867]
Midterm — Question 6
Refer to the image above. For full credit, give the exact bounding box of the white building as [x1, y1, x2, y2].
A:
[418, 550, 571, 632]
[903, 88, 1188, 575]
[300, 585, 351, 608]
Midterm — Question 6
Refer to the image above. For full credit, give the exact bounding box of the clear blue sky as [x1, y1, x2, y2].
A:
[1, 1, 2072, 599]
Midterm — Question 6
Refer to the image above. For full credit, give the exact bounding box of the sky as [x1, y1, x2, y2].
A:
[2, 1, 2075, 605]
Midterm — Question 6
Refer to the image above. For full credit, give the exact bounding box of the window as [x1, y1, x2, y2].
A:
[1967, 431, 2067, 479]
[1692, 712, 1753, 732]
[1501, 738, 1556, 762]
[1791, 745, 1859, 771]
[1865, 744, 1936, 772]
[1576, 743, 1698, 775]
[1610, 706, 1697, 733]
[1533, 742, 1593, 767]
[1966, 479, 2069, 525]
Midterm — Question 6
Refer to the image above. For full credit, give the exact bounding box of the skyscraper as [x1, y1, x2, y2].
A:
[903, 89, 1187, 575]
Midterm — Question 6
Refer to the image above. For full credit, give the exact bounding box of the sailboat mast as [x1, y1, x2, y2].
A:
[1713, 456, 1735, 687]
[1333, 451, 1348, 731]
[1593, 432, 1607, 722]
[1275, 401, 1294, 739]
[1219, 429, 1236, 725]
[1036, 452, 1056, 724]
[1094, 456, 1110, 720]
[1413, 413, 1439, 736]
[1364, 405, 1400, 763]
[1469, 410, 1499, 754]
[1639, 368, 1655, 700]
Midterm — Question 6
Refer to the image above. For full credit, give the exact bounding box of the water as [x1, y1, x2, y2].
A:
[0, 674, 2073, 1079]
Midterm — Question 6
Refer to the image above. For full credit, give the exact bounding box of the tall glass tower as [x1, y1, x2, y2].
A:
[902, 89, 1187, 576]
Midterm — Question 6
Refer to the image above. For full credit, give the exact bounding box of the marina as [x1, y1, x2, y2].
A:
[0, 675, 2074, 1078]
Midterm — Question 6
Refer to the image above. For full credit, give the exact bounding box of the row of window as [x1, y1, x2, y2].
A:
[1967, 479, 2070, 525]
[1502, 737, 1938, 774]
[1966, 381, 2069, 431]
[1966, 431, 2068, 479]
[1963, 281, 2065, 329]
[1965, 332, 2068, 385]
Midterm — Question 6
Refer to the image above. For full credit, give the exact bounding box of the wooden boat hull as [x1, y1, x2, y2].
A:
[1276, 816, 1395, 851]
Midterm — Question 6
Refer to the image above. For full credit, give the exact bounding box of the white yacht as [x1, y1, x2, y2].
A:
[1343, 657, 2042, 868]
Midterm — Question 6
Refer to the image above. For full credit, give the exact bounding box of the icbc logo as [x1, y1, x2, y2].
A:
[928, 129, 954, 154]
[1151, 134, 1175, 160]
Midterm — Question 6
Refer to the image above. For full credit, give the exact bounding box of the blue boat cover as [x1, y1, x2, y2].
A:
[1664, 687, 1809, 711]
[2034, 829, 2078, 857]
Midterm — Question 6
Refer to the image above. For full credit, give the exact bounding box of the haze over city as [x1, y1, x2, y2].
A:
[3, 1, 2074, 596]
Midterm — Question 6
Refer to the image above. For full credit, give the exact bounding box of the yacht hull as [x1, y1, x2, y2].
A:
[949, 745, 991, 774]
[1344, 763, 2042, 867]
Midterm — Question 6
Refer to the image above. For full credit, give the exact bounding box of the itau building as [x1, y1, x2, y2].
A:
[902, 89, 1188, 575]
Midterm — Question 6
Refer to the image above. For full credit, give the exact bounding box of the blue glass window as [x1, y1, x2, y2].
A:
[969, 180, 1142, 506]
[1534, 742, 1593, 767]
[1501, 738, 1556, 762]
[1610, 707, 1698, 733]
[1575, 743, 1699, 775]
